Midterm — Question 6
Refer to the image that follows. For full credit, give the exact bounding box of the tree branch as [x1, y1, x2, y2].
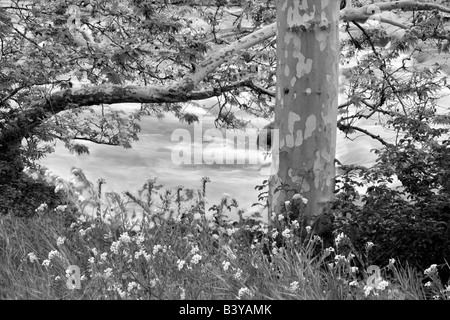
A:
[337, 122, 393, 147]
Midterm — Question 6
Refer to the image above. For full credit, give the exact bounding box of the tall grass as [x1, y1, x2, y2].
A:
[0, 172, 449, 300]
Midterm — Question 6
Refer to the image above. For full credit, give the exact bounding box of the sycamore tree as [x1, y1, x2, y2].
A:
[1, 0, 450, 221]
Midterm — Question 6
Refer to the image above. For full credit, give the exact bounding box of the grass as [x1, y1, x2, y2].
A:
[0, 172, 449, 300]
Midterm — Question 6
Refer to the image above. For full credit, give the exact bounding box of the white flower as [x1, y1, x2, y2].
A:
[289, 281, 299, 291]
[35, 203, 48, 213]
[376, 280, 389, 291]
[349, 280, 358, 287]
[363, 285, 373, 297]
[54, 276, 61, 281]
[237, 287, 253, 299]
[110, 241, 120, 254]
[80, 275, 86, 281]
[55, 205, 67, 212]
[190, 246, 200, 255]
[153, 244, 163, 254]
[79, 229, 86, 237]
[335, 232, 347, 246]
[177, 259, 186, 270]
[334, 254, 346, 263]
[91, 248, 98, 256]
[292, 220, 299, 229]
[180, 287, 186, 300]
[271, 230, 279, 238]
[104, 268, 113, 278]
[424, 281, 432, 287]
[305, 226, 311, 233]
[278, 214, 284, 221]
[234, 269, 243, 280]
[389, 258, 395, 266]
[27, 252, 38, 263]
[351, 266, 359, 273]
[424, 264, 438, 276]
[190, 254, 202, 265]
[56, 237, 66, 246]
[272, 247, 279, 255]
[48, 250, 61, 260]
[282, 228, 291, 239]
[42, 259, 51, 267]
[100, 252, 107, 261]
[222, 261, 231, 271]
[119, 233, 131, 244]
[88, 257, 95, 264]
[365, 242, 375, 250]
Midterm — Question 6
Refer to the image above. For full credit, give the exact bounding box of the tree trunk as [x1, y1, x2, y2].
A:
[269, 0, 339, 225]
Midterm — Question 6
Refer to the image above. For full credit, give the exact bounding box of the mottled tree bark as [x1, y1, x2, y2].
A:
[269, 0, 339, 225]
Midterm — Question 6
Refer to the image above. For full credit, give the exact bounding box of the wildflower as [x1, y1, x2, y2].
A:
[190, 254, 202, 265]
[80, 275, 86, 281]
[234, 268, 243, 280]
[271, 212, 276, 221]
[324, 247, 334, 257]
[389, 258, 395, 266]
[424, 281, 432, 287]
[335, 232, 347, 246]
[271, 230, 279, 238]
[272, 247, 279, 255]
[180, 287, 186, 300]
[424, 264, 437, 276]
[377, 280, 389, 290]
[365, 242, 375, 250]
[363, 285, 373, 297]
[28, 253, 38, 263]
[119, 233, 131, 244]
[334, 254, 346, 263]
[88, 257, 95, 264]
[135, 234, 145, 246]
[190, 246, 200, 255]
[35, 203, 48, 213]
[104, 268, 113, 278]
[55, 205, 67, 212]
[227, 227, 237, 236]
[292, 220, 299, 229]
[282, 228, 291, 239]
[432, 295, 440, 300]
[305, 226, 311, 233]
[177, 259, 186, 270]
[349, 280, 358, 287]
[348, 253, 355, 260]
[289, 281, 299, 291]
[48, 250, 61, 260]
[351, 266, 359, 273]
[222, 261, 231, 271]
[127, 282, 141, 292]
[312, 235, 322, 242]
[42, 259, 51, 267]
[237, 287, 254, 299]
[110, 241, 120, 254]
[278, 214, 284, 221]
[117, 288, 127, 299]
[91, 248, 98, 256]
[79, 229, 86, 237]
[153, 244, 162, 254]
[56, 237, 66, 246]
[100, 252, 107, 261]
[55, 276, 61, 281]
[78, 215, 87, 223]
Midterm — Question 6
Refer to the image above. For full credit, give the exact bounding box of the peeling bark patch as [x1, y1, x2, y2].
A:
[295, 129, 303, 146]
[313, 150, 322, 189]
[291, 77, 296, 87]
[284, 65, 290, 77]
[294, 51, 313, 78]
[286, 111, 301, 148]
[304, 115, 316, 140]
